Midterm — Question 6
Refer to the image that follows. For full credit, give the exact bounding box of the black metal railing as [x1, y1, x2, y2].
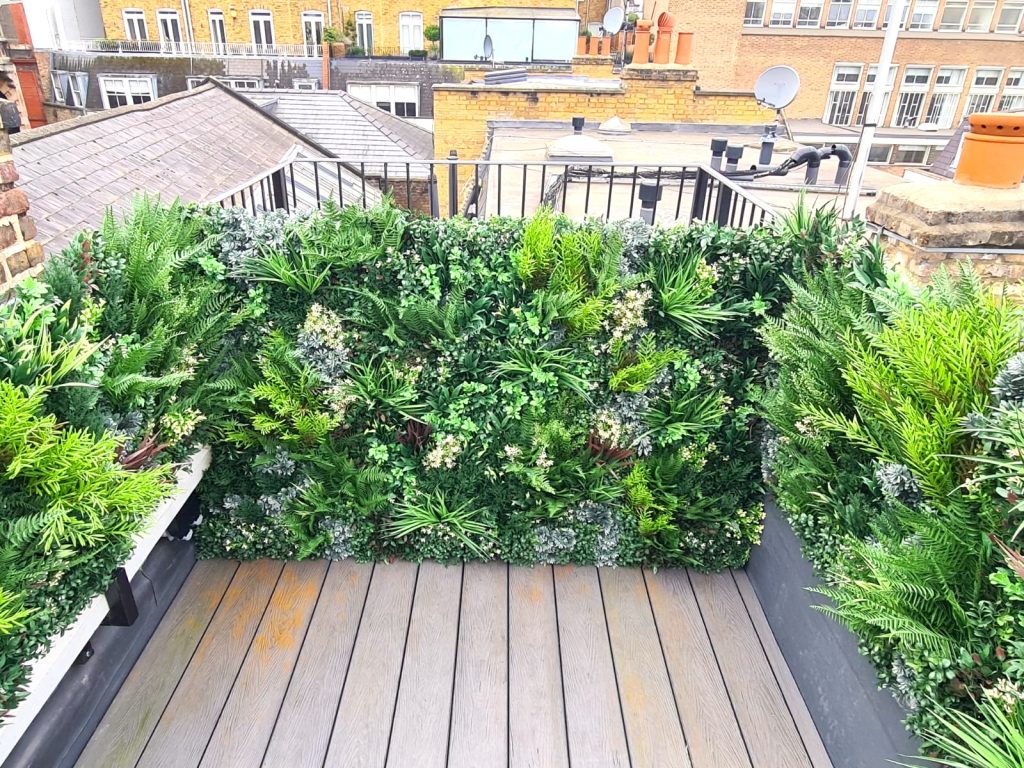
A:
[214, 157, 777, 228]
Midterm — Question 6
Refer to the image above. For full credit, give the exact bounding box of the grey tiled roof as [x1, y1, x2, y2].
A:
[12, 82, 329, 252]
[242, 89, 434, 177]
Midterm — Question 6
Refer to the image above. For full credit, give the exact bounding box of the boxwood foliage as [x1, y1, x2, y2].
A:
[194, 201, 797, 569]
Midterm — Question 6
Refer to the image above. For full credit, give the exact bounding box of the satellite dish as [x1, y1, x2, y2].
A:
[603, 7, 625, 34]
[754, 65, 800, 110]
[483, 34, 493, 60]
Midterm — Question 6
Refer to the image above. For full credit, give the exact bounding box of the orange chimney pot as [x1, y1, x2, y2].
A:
[954, 113, 1024, 189]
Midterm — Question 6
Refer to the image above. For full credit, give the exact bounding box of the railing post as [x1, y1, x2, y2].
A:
[715, 184, 733, 226]
[690, 167, 709, 222]
[447, 150, 458, 217]
[270, 169, 288, 211]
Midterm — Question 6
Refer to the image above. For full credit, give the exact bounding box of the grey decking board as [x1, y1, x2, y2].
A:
[447, 561, 509, 768]
[553, 565, 631, 768]
[644, 569, 753, 768]
[600, 567, 692, 768]
[323, 561, 419, 768]
[385, 562, 463, 768]
[74, 560, 238, 768]
[732, 569, 834, 768]
[690, 570, 813, 768]
[261, 560, 374, 768]
[136, 559, 284, 768]
[508, 566, 570, 768]
[199, 560, 328, 767]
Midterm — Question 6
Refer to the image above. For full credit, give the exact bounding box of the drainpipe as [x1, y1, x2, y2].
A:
[180, 0, 195, 49]
[842, 0, 906, 218]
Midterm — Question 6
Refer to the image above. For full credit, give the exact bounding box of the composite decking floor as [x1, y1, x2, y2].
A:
[76, 560, 833, 768]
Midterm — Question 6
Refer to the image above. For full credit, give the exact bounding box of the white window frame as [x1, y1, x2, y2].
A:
[892, 65, 932, 126]
[348, 81, 419, 117]
[937, 0, 967, 30]
[995, 0, 1024, 32]
[294, 78, 320, 90]
[823, 63, 863, 125]
[50, 70, 89, 107]
[907, 0, 937, 29]
[963, 66, 1003, 118]
[302, 10, 324, 54]
[965, 0, 995, 31]
[769, 0, 796, 25]
[853, 0, 880, 27]
[826, 0, 853, 27]
[744, 0, 767, 24]
[398, 12, 423, 53]
[797, 0, 824, 26]
[156, 9, 183, 52]
[249, 10, 275, 52]
[856, 63, 897, 125]
[355, 11, 374, 54]
[924, 66, 966, 128]
[123, 9, 148, 41]
[882, 1, 909, 27]
[98, 75, 157, 109]
[999, 67, 1024, 110]
[209, 10, 227, 54]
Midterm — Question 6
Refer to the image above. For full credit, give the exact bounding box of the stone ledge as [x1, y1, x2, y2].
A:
[621, 64, 698, 82]
[867, 181, 1024, 249]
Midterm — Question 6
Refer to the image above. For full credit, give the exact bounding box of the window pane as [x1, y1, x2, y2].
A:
[974, 67, 1002, 87]
[867, 144, 891, 163]
[925, 92, 959, 128]
[995, 0, 1024, 31]
[966, 0, 995, 31]
[769, 0, 796, 25]
[826, 0, 852, 26]
[797, 0, 823, 25]
[853, 0, 880, 26]
[825, 90, 857, 124]
[938, 0, 966, 29]
[908, 0, 937, 29]
[891, 145, 927, 164]
[744, 0, 766, 24]
[935, 66, 966, 87]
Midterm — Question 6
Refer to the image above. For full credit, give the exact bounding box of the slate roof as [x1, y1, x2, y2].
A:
[242, 89, 434, 177]
[11, 81, 334, 252]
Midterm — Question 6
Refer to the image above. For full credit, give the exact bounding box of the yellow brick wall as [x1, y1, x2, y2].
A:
[99, 1, 346, 46]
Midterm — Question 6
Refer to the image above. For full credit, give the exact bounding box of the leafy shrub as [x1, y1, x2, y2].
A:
[194, 203, 799, 568]
[760, 207, 1024, 756]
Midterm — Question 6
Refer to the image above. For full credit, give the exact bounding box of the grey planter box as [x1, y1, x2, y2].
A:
[746, 498, 921, 768]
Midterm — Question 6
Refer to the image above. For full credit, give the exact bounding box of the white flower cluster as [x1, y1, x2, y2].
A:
[594, 409, 624, 448]
[423, 434, 464, 470]
[983, 678, 1024, 715]
[297, 304, 351, 383]
[535, 448, 554, 469]
[606, 288, 652, 343]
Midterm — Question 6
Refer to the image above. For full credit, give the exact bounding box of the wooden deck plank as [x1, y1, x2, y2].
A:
[601, 567, 691, 768]
[690, 569, 813, 768]
[447, 561, 508, 768]
[644, 569, 752, 768]
[385, 562, 463, 768]
[74, 560, 238, 768]
[199, 560, 327, 767]
[136, 559, 284, 768]
[553, 565, 630, 768]
[732, 569, 833, 768]
[508, 566, 569, 768]
[261, 560, 374, 768]
[323, 561, 419, 768]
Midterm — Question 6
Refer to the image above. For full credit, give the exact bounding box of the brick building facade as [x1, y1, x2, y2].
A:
[98, 0, 576, 56]
[667, 0, 1023, 126]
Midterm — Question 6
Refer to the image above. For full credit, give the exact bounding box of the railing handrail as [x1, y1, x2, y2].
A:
[212, 157, 777, 228]
[58, 38, 322, 58]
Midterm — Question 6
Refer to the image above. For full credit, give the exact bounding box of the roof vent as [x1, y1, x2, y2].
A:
[546, 132, 614, 163]
[598, 116, 631, 134]
[483, 68, 528, 85]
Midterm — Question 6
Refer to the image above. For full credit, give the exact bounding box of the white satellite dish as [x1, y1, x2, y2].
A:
[483, 34, 493, 60]
[603, 7, 625, 34]
[754, 65, 800, 110]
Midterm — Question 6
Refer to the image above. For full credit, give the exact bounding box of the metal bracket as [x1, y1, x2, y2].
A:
[102, 567, 139, 627]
